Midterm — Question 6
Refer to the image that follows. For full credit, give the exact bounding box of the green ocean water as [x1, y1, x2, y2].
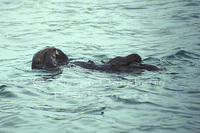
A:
[0, 0, 200, 132]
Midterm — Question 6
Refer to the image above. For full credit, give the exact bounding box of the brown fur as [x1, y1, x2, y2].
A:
[107, 54, 142, 66]
[32, 46, 68, 70]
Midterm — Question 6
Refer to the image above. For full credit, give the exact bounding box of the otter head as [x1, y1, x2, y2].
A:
[32, 46, 69, 70]
[107, 53, 142, 67]
[126, 54, 142, 64]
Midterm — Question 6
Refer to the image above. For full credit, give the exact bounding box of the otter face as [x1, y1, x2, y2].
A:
[126, 54, 142, 64]
[32, 46, 69, 70]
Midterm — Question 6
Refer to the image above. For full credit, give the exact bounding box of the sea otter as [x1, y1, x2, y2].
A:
[73, 54, 162, 72]
[32, 46, 69, 70]
[32, 47, 162, 72]
[106, 54, 161, 71]
[107, 54, 142, 66]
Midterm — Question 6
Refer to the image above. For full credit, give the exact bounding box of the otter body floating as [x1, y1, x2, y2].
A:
[73, 55, 162, 72]
[32, 47, 163, 72]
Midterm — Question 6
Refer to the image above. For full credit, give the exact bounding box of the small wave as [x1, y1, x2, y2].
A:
[165, 50, 200, 61]
[123, 7, 147, 10]
[190, 13, 200, 18]
[171, 15, 190, 21]
[195, 43, 200, 46]
[185, 106, 200, 111]
[185, 2, 200, 7]
[185, 90, 200, 94]
[113, 96, 161, 107]
[143, 57, 161, 62]
[175, 50, 200, 59]
[28, 104, 106, 116]
[0, 85, 7, 91]
[0, 90, 18, 98]
[164, 87, 183, 92]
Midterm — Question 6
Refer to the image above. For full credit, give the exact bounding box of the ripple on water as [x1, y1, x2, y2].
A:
[185, 2, 200, 7]
[0, 85, 7, 91]
[0, 85, 18, 98]
[163, 50, 199, 68]
[174, 50, 200, 60]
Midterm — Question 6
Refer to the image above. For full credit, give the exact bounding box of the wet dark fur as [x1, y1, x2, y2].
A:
[107, 54, 142, 66]
[32, 46, 69, 70]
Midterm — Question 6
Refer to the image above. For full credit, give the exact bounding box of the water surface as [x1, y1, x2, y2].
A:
[0, 0, 200, 132]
